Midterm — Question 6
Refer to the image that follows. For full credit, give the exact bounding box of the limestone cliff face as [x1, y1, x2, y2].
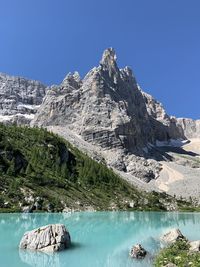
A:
[0, 73, 47, 124]
[142, 91, 185, 141]
[33, 49, 157, 153]
[33, 48, 189, 151]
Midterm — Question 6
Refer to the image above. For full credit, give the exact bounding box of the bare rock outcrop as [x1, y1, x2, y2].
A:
[176, 118, 200, 139]
[19, 224, 71, 253]
[0, 73, 47, 124]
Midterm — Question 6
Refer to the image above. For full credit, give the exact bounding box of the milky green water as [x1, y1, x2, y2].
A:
[0, 212, 200, 267]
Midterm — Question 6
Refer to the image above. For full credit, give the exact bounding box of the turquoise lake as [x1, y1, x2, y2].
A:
[0, 212, 200, 267]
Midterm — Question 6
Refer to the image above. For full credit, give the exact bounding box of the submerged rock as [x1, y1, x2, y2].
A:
[19, 224, 71, 253]
[161, 228, 186, 244]
[129, 244, 147, 259]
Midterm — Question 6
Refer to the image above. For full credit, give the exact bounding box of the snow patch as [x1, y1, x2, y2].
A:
[0, 113, 35, 121]
[17, 103, 40, 110]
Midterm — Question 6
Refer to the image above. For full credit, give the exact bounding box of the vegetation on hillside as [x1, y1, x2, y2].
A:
[0, 124, 195, 212]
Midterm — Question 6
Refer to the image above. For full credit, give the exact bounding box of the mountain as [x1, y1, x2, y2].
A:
[0, 48, 199, 202]
[32, 49, 186, 147]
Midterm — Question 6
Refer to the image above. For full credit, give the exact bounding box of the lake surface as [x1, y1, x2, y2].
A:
[0, 212, 200, 267]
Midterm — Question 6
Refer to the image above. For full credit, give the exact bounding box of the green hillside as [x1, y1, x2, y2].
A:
[0, 124, 193, 212]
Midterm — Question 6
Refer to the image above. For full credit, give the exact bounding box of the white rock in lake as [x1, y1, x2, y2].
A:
[19, 224, 71, 252]
[161, 228, 185, 244]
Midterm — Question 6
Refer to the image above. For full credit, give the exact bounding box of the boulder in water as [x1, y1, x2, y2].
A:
[19, 224, 71, 253]
[129, 244, 147, 259]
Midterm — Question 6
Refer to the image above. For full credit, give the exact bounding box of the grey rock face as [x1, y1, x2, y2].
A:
[142, 91, 186, 140]
[33, 48, 154, 151]
[19, 224, 71, 252]
[176, 118, 200, 139]
[0, 73, 47, 124]
[142, 91, 170, 123]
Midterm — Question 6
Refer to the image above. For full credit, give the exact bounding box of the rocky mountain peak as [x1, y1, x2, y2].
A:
[32, 49, 156, 163]
[100, 48, 117, 66]
[99, 48, 119, 80]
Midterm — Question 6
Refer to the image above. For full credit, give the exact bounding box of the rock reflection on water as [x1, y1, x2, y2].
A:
[19, 249, 61, 267]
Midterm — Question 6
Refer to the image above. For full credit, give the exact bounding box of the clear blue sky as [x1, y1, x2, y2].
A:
[0, 0, 199, 119]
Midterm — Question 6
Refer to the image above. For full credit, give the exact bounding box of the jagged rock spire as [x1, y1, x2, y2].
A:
[99, 48, 119, 82]
[100, 48, 117, 66]
[62, 71, 81, 89]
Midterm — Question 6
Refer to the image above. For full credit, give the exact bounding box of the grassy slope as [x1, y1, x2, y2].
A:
[0, 124, 195, 212]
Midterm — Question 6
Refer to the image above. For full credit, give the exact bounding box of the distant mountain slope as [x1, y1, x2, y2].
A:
[0, 124, 192, 212]
[0, 73, 47, 124]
